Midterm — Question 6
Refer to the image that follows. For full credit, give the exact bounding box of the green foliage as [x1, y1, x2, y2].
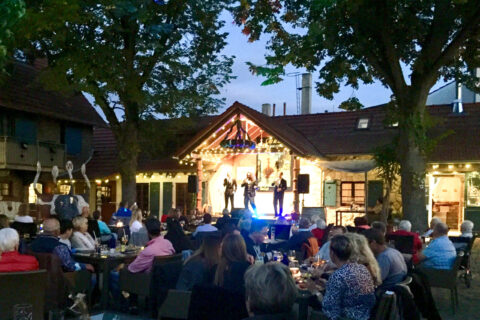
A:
[373, 143, 400, 187]
[338, 97, 364, 111]
[232, 0, 480, 102]
[0, 0, 25, 70]
[17, 0, 235, 125]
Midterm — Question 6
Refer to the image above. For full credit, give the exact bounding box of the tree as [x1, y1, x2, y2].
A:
[17, 0, 234, 204]
[232, 0, 480, 230]
[373, 143, 400, 223]
[0, 0, 24, 70]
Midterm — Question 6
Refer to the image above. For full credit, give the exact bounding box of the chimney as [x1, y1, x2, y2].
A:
[272, 103, 276, 116]
[283, 102, 286, 116]
[452, 82, 463, 114]
[261, 103, 272, 116]
[301, 73, 312, 114]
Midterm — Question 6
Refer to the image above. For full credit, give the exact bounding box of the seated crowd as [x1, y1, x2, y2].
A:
[0, 203, 475, 320]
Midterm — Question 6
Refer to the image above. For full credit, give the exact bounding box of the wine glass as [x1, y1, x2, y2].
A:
[288, 250, 296, 262]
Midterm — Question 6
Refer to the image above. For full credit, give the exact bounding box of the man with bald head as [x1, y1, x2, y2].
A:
[417, 222, 456, 270]
[30, 218, 94, 272]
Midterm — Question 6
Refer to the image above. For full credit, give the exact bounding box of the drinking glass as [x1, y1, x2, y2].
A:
[13, 304, 33, 320]
[288, 250, 296, 262]
[48, 310, 65, 320]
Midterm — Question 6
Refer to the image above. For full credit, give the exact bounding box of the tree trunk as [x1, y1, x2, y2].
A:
[381, 182, 391, 224]
[113, 121, 140, 207]
[397, 95, 429, 232]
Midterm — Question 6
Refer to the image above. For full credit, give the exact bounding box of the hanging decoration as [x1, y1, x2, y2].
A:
[220, 118, 256, 149]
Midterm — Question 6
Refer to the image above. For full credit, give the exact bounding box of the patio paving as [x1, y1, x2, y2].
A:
[433, 238, 480, 320]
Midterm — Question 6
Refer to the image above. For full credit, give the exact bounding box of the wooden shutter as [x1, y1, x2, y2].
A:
[367, 180, 384, 207]
[15, 118, 37, 144]
[324, 181, 337, 207]
[162, 182, 173, 215]
[149, 182, 160, 217]
[65, 127, 82, 155]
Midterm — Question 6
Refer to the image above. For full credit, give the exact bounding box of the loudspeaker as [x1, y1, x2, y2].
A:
[188, 175, 198, 193]
[298, 174, 310, 193]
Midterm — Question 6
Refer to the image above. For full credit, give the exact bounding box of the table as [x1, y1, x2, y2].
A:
[74, 251, 139, 309]
[335, 210, 367, 225]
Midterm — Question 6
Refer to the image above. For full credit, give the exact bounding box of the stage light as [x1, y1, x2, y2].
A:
[466, 164, 471, 169]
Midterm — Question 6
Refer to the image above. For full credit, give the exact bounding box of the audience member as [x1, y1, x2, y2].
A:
[316, 226, 346, 261]
[0, 228, 38, 272]
[390, 220, 423, 263]
[128, 218, 175, 273]
[344, 232, 382, 287]
[243, 219, 268, 259]
[287, 218, 313, 251]
[71, 216, 96, 250]
[371, 221, 386, 236]
[364, 228, 407, 290]
[460, 220, 474, 238]
[322, 235, 376, 320]
[213, 233, 251, 294]
[111, 201, 132, 225]
[417, 222, 456, 270]
[310, 218, 327, 246]
[80, 205, 101, 239]
[193, 213, 218, 237]
[353, 216, 370, 230]
[129, 208, 144, 233]
[30, 218, 94, 272]
[243, 263, 297, 320]
[93, 210, 112, 236]
[176, 234, 221, 291]
[14, 204, 34, 223]
[275, 215, 290, 225]
[59, 220, 74, 250]
[0, 214, 9, 229]
[238, 213, 253, 239]
[164, 218, 193, 253]
[215, 209, 231, 230]
[422, 217, 441, 237]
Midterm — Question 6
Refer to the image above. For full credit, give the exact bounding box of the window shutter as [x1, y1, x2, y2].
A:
[324, 181, 337, 207]
[367, 180, 384, 207]
[162, 182, 173, 216]
[149, 182, 160, 217]
[15, 118, 37, 144]
[65, 127, 82, 155]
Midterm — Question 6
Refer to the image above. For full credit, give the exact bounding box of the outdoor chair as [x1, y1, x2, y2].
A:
[151, 256, 185, 317]
[120, 253, 183, 311]
[158, 290, 191, 320]
[10, 221, 37, 239]
[371, 291, 398, 320]
[0, 270, 47, 320]
[418, 251, 464, 314]
[129, 227, 149, 247]
[449, 234, 476, 288]
[386, 234, 414, 254]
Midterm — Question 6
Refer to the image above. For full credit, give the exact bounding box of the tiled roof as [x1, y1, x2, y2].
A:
[0, 61, 105, 127]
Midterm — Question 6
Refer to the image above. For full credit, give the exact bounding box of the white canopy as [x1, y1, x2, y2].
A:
[318, 159, 377, 173]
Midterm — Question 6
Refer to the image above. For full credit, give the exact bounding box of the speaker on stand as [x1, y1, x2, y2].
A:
[298, 174, 310, 210]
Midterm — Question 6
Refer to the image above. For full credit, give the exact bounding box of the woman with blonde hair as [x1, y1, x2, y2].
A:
[129, 208, 144, 233]
[71, 216, 96, 250]
[345, 232, 382, 287]
[214, 233, 251, 294]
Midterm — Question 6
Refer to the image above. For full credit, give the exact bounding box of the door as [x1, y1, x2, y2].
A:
[162, 182, 173, 216]
[136, 183, 149, 213]
[175, 183, 194, 215]
[149, 183, 160, 218]
[430, 175, 464, 230]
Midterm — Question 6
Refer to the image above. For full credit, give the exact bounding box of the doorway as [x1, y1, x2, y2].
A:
[136, 183, 149, 213]
[430, 175, 464, 230]
[175, 183, 194, 215]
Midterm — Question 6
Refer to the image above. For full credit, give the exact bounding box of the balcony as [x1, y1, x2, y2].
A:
[0, 136, 66, 171]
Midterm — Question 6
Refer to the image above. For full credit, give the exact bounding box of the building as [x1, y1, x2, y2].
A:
[0, 61, 105, 219]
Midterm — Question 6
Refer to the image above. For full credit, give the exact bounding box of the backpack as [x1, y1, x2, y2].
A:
[54, 194, 79, 221]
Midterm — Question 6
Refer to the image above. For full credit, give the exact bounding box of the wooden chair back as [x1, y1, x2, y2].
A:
[386, 234, 414, 254]
[0, 270, 47, 320]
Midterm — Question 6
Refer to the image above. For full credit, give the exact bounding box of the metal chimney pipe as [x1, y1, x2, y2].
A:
[475, 68, 480, 103]
[301, 73, 312, 114]
[262, 103, 272, 116]
[452, 82, 463, 114]
[283, 102, 286, 116]
[272, 103, 276, 116]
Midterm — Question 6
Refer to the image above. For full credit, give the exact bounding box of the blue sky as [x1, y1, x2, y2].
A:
[217, 11, 446, 115]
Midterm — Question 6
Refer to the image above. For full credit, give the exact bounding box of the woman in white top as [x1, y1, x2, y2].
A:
[71, 216, 96, 250]
[129, 208, 144, 233]
[14, 204, 34, 223]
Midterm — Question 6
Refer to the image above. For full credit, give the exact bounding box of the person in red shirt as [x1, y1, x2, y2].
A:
[390, 220, 423, 264]
[310, 217, 327, 246]
[0, 228, 39, 272]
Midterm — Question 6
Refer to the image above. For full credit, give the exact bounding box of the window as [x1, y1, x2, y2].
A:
[15, 118, 37, 144]
[356, 118, 370, 129]
[64, 127, 82, 155]
[96, 185, 112, 204]
[59, 184, 71, 194]
[0, 182, 11, 196]
[341, 182, 365, 206]
[466, 172, 480, 206]
[28, 183, 42, 204]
